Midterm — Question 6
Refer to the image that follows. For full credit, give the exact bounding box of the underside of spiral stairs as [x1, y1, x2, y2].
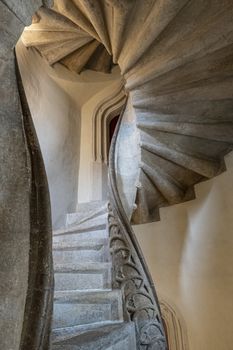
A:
[22, 0, 233, 225]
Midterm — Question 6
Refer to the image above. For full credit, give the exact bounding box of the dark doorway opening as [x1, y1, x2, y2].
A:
[109, 115, 120, 147]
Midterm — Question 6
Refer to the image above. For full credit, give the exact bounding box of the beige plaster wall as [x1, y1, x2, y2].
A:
[49, 63, 122, 110]
[16, 39, 122, 224]
[16, 41, 80, 229]
[134, 151, 233, 350]
[77, 74, 122, 204]
[49, 66, 122, 205]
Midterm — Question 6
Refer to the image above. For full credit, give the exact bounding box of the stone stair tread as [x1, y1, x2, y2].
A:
[52, 322, 136, 350]
[52, 321, 123, 343]
[54, 261, 111, 273]
[53, 289, 123, 329]
[53, 218, 107, 236]
[54, 289, 121, 301]
[66, 201, 108, 227]
[106, 336, 136, 350]
[54, 262, 112, 291]
[65, 212, 108, 230]
[53, 238, 108, 250]
[53, 237, 110, 264]
[56, 289, 113, 295]
[76, 200, 108, 213]
[53, 230, 108, 246]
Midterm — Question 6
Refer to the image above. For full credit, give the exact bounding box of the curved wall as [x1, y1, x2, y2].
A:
[115, 95, 140, 218]
[17, 38, 124, 219]
[77, 73, 123, 204]
[134, 151, 233, 350]
[16, 40, 80, 229]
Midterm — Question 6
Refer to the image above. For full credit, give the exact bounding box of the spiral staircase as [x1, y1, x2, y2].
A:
[20, 0, 233, 349]
[22, 0, 233, 225]
[1, 0, 233, 349]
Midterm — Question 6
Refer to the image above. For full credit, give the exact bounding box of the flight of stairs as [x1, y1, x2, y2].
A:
[52, 200, 136, 350]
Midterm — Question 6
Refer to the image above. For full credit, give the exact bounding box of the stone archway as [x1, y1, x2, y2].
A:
[160, 298, 189, 350]
[91, 83, 126, 200]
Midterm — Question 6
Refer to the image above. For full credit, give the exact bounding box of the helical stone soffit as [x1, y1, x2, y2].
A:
[22, 0, 233, 224]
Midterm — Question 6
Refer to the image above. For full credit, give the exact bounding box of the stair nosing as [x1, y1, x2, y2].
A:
[53, 223, 107, 236]
[54, 289, 121, 300]
[52, 320, 126, 344]
[53, 239, 108, 251]
[54, 261, 112, 273]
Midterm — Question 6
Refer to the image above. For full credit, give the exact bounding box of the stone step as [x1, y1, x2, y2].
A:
[52, 321, 122, 344]
[54, 213, 107, 237]
[66, 200, 108, 227]
[53, 238, 110, 264]
[54, 262, 112, 291]
[52, 322, 136, 350]
[107, 336, 136, 350]
[53, 229, 108, 247]
[66, 212, 108, 231]
[76, 200, 108, 214]
[85, 44, 113, 74]
[53, 290, 123, 329]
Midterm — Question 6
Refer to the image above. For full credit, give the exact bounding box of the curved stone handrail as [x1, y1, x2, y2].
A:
[108, 99, 168, 350]
[0, 2, 54, 350]
[15, 54, 54, 350]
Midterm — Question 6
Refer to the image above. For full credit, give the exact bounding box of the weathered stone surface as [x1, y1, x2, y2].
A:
[51, 202, 136, 349]
[16, 58, 54, 349]
[1, 0, 52, 25]
[0, 37, 31, 350]
[66, 200, 108, 227]
[69, 200, 108, 216]
[0, 2, 54, 350]
[53, 238, 110, 264]
[53, 229, 108, 247]
[54, 262, 112, 291]
[52, 322, 136, 350]
[0, 2, 24, 55]
[114, 96, 140, 218]
[25, 0, 233, 224]
[53, 290, 123, 329]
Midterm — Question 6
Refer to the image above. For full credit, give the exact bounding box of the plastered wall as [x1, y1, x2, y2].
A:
[134, 151, 233, 350]
[16, 40, 122, 227]
[77, 72, 123, 204]
[16, 41, 80, 229]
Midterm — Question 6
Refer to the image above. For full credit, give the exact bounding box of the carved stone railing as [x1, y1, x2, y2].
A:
[108, 100, 168, 350]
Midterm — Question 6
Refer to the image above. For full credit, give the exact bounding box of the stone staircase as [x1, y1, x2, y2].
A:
[22, 1, 233, 226]
[52, 200, 136, 349]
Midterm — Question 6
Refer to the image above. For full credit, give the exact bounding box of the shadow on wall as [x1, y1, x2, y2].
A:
[16, 40, 81, 229]
[134, 151, 233, 350]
